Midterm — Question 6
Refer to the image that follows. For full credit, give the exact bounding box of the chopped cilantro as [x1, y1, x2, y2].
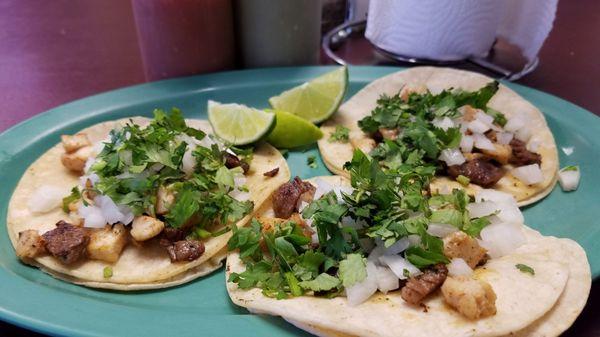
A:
[103, 266, 113, 279]
[62, 186, 81, 213]
[329, 125, 350, 143]
[307, 155, 318, 169]
[456, 174, 470, 186]
[516, 263, 535, 275]
[299, 273, 341, 292]
[338, 254, 367, 288]
[561, 165, 579, 172]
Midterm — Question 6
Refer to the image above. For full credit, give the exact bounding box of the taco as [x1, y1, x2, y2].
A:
[7, 109, 290, 290]
[318, 67, 559, 206]
[225, 150, 590, 337]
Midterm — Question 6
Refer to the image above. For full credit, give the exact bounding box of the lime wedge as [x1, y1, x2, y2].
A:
[266, 110, 323, 148]
[269, 66, 348, 124]
[208, 100, 276, 146]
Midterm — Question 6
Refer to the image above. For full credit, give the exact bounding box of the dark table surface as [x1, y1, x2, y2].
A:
[0, 0, 598, 336]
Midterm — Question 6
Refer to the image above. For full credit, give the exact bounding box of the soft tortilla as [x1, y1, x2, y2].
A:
[318, 67, 559, 206]
[225, 176, 588, 337]
[7, 117, 290, 290]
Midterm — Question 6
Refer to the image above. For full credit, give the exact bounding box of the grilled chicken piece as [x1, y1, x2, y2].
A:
[443, 232, 487, 268]
[61, 133, 91, 153]
[87, 224, 128, 263]
[16, 230, 46, 259]
[166, 240, 205, 262]
[42, 220, 89, 264]
[400, 85, 428, 102]
[441, 276, 497, 319]
[61, 146, 93, 173]
[481, 144, 512, 165]
[460, 105, 478, 122]
[131, 216, 165, 242]
[401, 264, 448, 304]
[155, 185, 175, 215]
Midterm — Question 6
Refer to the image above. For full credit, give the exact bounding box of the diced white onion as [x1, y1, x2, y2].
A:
[475, 189, 516, 205]
[27, 185, 64, 213]
[504, 117, 525, 132]
[367, 245, 384, 265]
[433, 117, 455, 131]
[512, 164, 543, 185]
[473, 133, 495, 151]
[439, 148, 466, 166]
[467, 201, 499, 218]
[475, 111, 494, 126]
[231, 174, 250, 202]
[460, 135, 474, 153]
[475, 189, 523, 224]
[181, 148, 196, 175]
[496, 132, 514, 145]
[407, 234, 421, 246]
[526, 140, 539, 152]
[313, 178, 352, 202]
[95, 195, 130, 224]
[459, 122, 468, 133]
[379, 254, 421, 280]
[447, 258, 473, 276]
[78, 205, 106, 228]
[515, 127, 532, 142]
[479, 222, 526, 258]
[383, 237, 410, 255]
[79, 173, 100, 187]
[83, 157, 96, 174]
[375, 266, 400, 294]
[468, 120, 490, 134]
[558, 168, 580, 191]
[427, 223, 459, 238]
[78, 195, 134, 228]
[346, 261, 378, 306]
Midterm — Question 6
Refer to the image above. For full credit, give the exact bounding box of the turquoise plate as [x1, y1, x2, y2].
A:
[0, 66, 598, 336]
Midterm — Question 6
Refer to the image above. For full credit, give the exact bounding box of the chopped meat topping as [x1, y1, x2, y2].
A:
[42, 220, 89, 264]
[447, 158, 505, 187]
[166, 240, 205, 262]
[61, 133, 91, 153]
[16, 230, 46, 259]
[441, 276, 497, 319]
[61, 146, 93, 173]
[443, 232, 487, 268]
[509, 138, 541, 166]
[401, 264, 448, 305]
[87, 224, 128, 263]
[161, 227, 187, 242]
[272, 177, 316, 219]
[223, 152, 249, 174]
[263, 167, 280, 177]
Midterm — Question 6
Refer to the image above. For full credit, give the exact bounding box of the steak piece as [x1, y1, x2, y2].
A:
[42, 220, 89, 264]
[401, 264, 448, 305]
[166, 240, 205, 262]
[272, 177, 316, 219]
[162, 227, 187, 242]
[447, 158, 505, 187]
[509, 138, 541, 166]
[263, 167, 279, 177]
[223, 152, 249, 173]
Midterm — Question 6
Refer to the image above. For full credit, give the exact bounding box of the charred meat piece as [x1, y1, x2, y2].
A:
[272, 177, 316, 219]
[509, 138, 541, 166]
[166, 240, 205, 262]
[263, 167, 280, 177]
[16, 230, 46, 259]
[42, 220, 89, 264]
[162, 227, 187, 242]
[223, 152, 250, 174]
[401, 264, 448, 305]
[447, 158, 505, 187]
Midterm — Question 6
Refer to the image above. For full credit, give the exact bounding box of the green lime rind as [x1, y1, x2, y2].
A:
[266, 109, 323, 149]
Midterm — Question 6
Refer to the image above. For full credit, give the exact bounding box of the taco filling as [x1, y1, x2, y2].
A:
[16, 109, 255, 266]
[227, 149, 539, 320]
[353, 81, 543, 189]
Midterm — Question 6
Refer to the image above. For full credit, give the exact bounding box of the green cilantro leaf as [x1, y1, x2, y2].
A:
[307, 155, 318, 169]
[338, 254, 367, 288]
[299, 273, 341, 292]
[516, 263, 535, 275]
[329, 125, 350, 143]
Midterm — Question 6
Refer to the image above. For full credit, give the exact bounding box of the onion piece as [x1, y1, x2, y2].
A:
[460, 135, 474, 153]
[479, 222, 526, 258]
[27, 185, 64, 214]
[433, 117, 455, 131]
[468, 120, 490, 134]
[375, 266, 400, 294]
[181, 148, 196, 175]
[379, 254, 421, 279]
[383, 237, 410, 255]
[475, 111, 494, 126]
[512, 164, 543, 185]
[558, 167, 580, 191]
[527, 140, 539, 152]
[473, 133, 495, 151]
[504, 117, 525, 132]
[439, 148, 466, 166]
[447, 258, 473, 276]
[427, 223, 458, 238]
[515, 127, 532, 142]
[475, 189, 523, 224]
[496, 132, 513, 145]
[346, 261, 378, 306]
[467, 201, 499, 218]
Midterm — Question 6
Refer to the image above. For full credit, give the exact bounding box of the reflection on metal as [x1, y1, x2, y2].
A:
[322, 20, 538, 81]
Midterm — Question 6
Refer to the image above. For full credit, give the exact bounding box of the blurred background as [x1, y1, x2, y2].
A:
[0, 0, 598, 335]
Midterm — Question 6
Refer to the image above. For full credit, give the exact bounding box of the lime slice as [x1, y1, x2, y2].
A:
[269, 66, 348, 124]
[208, 100, 276, 146]
[266, 109, 323, 148]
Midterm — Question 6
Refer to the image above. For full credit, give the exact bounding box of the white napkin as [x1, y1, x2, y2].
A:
[365, 0, 558, 63]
